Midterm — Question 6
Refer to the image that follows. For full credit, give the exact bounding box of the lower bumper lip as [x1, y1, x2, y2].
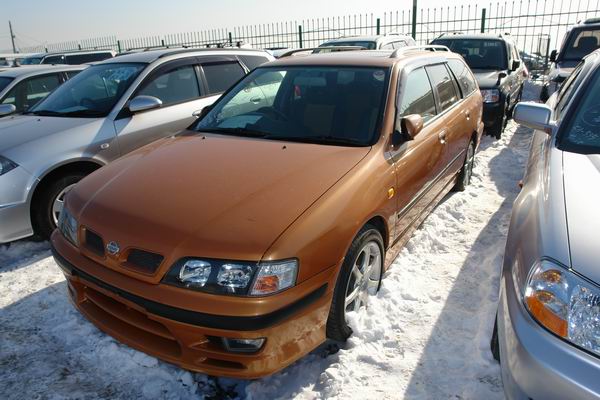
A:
[51, 243, 327, 331]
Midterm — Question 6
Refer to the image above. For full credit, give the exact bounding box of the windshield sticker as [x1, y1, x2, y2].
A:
[373, 70, 385, 82]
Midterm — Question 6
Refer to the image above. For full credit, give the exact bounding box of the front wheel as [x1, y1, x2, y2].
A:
[488, 110, 507, 140]
[326, 225, 384, 341]
[453, 140, 476, 192]
[32, 172, 87, 240]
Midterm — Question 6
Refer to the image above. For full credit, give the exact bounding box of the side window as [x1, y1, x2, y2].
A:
[2, 74, 61, 112]
[556, 63, 583, 117]
[42, 55, 65, 65]
[65, 70, 82, 80]
[137, 65, 201, 107]
[238, 55, 270, 71]
[202, 62, 246, 94]
[398, 67, 437, 122]
[425, 63, 459, 111]
[447, 59, 478, 96]
[381, 43, 394, 50]
[392, 41, 407, 49]
[66, 53, 113, 64]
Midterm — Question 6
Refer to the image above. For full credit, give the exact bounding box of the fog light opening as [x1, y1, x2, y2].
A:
[222, 337, 266, 353]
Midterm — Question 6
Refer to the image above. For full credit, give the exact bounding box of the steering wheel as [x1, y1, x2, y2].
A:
[257, 106, 289, 121]
[80, 97, 98, 109]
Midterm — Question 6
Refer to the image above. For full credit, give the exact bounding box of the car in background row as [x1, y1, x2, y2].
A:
[51, 46, 482, 379]
[541, 18, 600, 101]
[319, 33, 416, 50]
[0, 65, 87, 116]
[0, 53, 40, 68]
[20, 50, 116, 65]
[492, 49, 600, 400]
[431, 33, 527, 139]
[0, 48, 274, 243]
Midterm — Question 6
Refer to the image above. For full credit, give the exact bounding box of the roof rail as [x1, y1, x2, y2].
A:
[390, 45, 450, 58]
[279, 46, 367, 58]
[584, 17, 600, 24]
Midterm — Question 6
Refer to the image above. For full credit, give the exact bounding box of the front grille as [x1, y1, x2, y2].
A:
[85, 229, 104, 256]
[126, 249, 164, 274]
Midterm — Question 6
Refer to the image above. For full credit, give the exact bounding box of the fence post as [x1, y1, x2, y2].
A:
[117, 40, 122, 53]
[229, 32, 233, 46]
[78, 43, 82, 50]
[298, 25, 303, 48]
[480, 8, 486, 33]
[376, 18, 381, 35]
[411, 0, 417, 40]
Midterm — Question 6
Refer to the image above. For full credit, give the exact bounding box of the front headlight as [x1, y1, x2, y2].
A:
[524, 260, 600, 356]
[163, 258, 298, 296]
[481, 89, 500, 103]
[0, 155, 18, 176]
[58, 206, 79, 246]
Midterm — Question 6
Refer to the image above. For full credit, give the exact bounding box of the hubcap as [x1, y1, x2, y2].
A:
[464, 144, 475, 186]
[52, 184, 76, 225]
[344, 241, 382, 316]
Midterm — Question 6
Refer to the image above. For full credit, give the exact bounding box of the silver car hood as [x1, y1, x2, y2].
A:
[0, 114, 102, 155]
[563, 151, 600, 284]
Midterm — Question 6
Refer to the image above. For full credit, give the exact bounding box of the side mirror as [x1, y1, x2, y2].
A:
[128, 95, 162, 113]
[513, 102, 553, 134]
[192, 105, 212, 119]
[549, 50, 557, 63]
[511, 59, 521, 71]
[0, 104, 16, 117]
[401, 114, 424, 140]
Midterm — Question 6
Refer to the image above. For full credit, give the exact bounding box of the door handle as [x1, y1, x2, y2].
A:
[464, 110, 470, 120]
[438, 130, 447, 144]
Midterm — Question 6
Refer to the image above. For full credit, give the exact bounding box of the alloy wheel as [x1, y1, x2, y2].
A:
[344, 241, 382, 316]
[52, 184, 76, 225]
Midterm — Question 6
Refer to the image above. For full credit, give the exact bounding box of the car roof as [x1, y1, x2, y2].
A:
[100, 47, 273, 64]
[433, 33, 509, 41]
[324, 34, 412, 43]
[0, 64, 86, 78]
[265, 49, 462, 68]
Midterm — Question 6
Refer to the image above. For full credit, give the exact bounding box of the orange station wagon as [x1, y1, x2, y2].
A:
[51, 46, 483, 378]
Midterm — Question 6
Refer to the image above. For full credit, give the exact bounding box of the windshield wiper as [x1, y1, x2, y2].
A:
[199, 127, 270, 138]
[27, 110, 65, 116]
[267, 135, 365, 146]
[26, 109, 104, 118]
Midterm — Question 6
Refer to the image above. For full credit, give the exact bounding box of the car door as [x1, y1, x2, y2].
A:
[507, 43, 523, 105]
[391, 66, 447, 238]
[113, 58, 231, 155]
[0, 73, 62, 112]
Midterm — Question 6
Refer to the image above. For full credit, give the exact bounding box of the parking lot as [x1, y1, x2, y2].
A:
[0, 82, 538, 399]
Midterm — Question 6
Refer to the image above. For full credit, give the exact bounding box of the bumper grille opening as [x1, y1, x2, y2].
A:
[84, 229, 104, 256]
[126, 249, 164, 274]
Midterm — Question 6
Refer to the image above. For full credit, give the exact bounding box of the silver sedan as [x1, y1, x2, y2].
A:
[493, 48, 600, 399]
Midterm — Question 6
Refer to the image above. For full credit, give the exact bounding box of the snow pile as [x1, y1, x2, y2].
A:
[0, 83, 538, 399]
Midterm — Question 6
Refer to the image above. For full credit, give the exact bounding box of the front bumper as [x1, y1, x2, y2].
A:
[497, 269, 600, 400]
[0, 166, 37, 243]
[51, 232, 336, 379]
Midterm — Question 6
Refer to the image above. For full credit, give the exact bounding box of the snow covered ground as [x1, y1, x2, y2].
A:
[0, 84, 539, 400]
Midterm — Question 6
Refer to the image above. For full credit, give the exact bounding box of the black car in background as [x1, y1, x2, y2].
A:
[541, 18, 600, 102]
[431, 33, 527, 139]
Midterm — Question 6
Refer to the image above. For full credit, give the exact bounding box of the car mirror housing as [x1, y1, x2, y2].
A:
[0, 104, 16, 117]
[550, 49, 557, 62]
[513, 102, 553, 134]
[128, 95, 163, 113]
[401, 114, 424, 140]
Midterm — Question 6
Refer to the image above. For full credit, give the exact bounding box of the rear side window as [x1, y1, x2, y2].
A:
[65, 70, 82, 80]
[426, 63, 459, 112]
[138, 65, 201, 106]
[398, 67, 437, 122]
[1, 74, 61, 112]
[238, 55, 270, 71]
[202, 62, 246, 94]
[42, 55, 65, 64]
[66, 53, 113, 64]
[447, 59, 478, 96]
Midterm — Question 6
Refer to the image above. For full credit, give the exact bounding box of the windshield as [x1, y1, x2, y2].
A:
[29, 63, 145, 118]
[561, 28, 600, 61]
[559, 67, 600, 154]
[20, 57, 43, 65]
[433, 39, 508, 70]
[320, 41, 377, 50]
[192, 66, 390, 147]
[0, 77, 12, 92]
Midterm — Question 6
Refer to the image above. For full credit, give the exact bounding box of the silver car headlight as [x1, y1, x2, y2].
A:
[163, 258, 298, 296]
[481, 89, 500, 103]
[0, 155, 18, 176]
[524, 259, 600, 356]
[58, 205, 79, 246]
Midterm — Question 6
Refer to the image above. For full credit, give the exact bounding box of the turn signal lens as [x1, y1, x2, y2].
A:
[250, 260, 298, 296]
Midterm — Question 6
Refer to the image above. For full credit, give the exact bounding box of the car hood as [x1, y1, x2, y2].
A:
[70, 132, 371, 269]
[472, 70, 505, 89]
[0, 114, 102, 155]
[562, 151, 600, 284]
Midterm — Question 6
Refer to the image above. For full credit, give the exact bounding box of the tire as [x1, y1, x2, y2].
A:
[540, 84, 549, 103]
[491, 313, 501, 362]
[489, 109, 507, 140]
[453, 139, 476, 192]
[326, 224, 384, 342]
[32, 172, 87, 240]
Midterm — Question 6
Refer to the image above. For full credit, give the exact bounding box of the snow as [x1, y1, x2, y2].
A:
[0, 82, 540, 399]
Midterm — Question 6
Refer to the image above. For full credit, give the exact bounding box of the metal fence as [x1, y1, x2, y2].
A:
[16, 0, 600, 73]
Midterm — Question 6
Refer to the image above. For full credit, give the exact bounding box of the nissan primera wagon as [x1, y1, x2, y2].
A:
[52, 47, 483, 378]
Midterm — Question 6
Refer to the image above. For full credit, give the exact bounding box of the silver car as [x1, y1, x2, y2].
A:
[319, 33, 416, 50]
[493, 49, 600, 399]
[0, 65, 87, 116]
[0, 48, 274, 243]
